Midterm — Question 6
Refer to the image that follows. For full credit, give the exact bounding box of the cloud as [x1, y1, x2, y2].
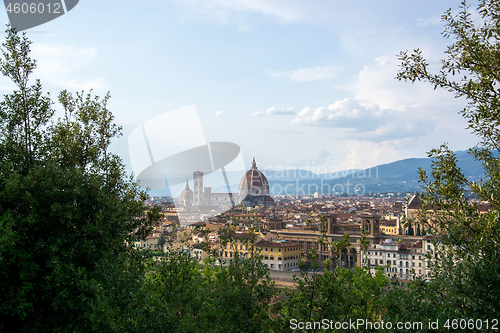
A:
[352, 55, 465, 111]
[176, 0, 304, 24]
[290, 98, 385, 128]
[416, 16, 442, 27]
[252, 106, 294, 116]
[290, 98, 435, 142]
[266, 66, 339, 83]
[343, 140, 404, 170]
[215, 110, 228, 117]
[30, 43, 107, 91]
[316, 149, 330, 164]
[284, 149, 332, 168]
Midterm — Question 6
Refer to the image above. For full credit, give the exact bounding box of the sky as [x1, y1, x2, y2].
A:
[0, 0, 481, 180]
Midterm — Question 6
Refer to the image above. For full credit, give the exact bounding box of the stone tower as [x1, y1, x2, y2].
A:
[193, 170, 203, 206]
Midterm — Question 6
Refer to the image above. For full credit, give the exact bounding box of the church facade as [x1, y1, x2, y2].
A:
[179, 158, 274, 208]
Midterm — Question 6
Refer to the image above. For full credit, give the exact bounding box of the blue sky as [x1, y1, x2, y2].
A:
[0, 0, 480, 177]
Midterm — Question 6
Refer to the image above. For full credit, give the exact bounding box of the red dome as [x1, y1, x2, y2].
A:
[239, 158, 270, 197]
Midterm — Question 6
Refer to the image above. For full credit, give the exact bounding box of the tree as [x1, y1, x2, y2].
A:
[397, 0, 500, 319]
[0, 26, 161, 332]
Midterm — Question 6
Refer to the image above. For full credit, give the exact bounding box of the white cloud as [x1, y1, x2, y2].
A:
[252, 106, 294, 116]
[290, 98, 435, 142]
[416, 16, 442, 27]
[31, 43, 107, 91]
[176, 0, 304, 24]
[266, 66, 339, 83]
[350, 55, 460, 111]
[342, 140, 403, 170]
[215, 110, 228, 117]
[286, 149, 331, 168]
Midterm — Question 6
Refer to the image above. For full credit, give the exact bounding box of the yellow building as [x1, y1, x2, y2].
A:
[380, 220, 398, 235]
[134, 236, 162, 251]
[256, 239, 301, 271]
[216, 231, 301, 270]
[218, 232, 255, 265]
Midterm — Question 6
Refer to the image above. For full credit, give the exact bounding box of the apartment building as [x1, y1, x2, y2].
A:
[256, 239, 301, 271]
[361, 238, 434, 281]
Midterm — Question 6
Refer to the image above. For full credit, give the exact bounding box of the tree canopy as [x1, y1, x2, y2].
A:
[0, 26, 161, 332]
[397, 0, 500, 320]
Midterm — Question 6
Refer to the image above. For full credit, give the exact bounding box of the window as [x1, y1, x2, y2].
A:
[278, 256, 282, 260]
[419, 263, 422, 267]
[270, 256, 274, 260]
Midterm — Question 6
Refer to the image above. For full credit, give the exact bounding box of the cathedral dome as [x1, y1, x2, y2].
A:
[180, 180, 193, 204]
[239, 158, 270, 197]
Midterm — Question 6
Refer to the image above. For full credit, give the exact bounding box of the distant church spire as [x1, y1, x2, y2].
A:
[252, 157, 256, 169]
[185, 179, 190, 189]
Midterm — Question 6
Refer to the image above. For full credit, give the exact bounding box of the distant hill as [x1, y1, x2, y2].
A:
[264, 150, 485, 195]
[145, 150, 486, 197]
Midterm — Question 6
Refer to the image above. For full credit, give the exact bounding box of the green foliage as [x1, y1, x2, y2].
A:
[415, 146, 500, 319]
[397, 0, 500, 320]
[0, 26, 161, 332]
[137, 247, 280, 333]
[277, 266, 388, 333]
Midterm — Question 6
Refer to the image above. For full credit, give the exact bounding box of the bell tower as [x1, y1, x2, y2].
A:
[193, 170, 203, 206]
[360, 214, 380, 242]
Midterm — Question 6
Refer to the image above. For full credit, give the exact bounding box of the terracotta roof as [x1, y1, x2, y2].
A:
[256, 240, 300, 248]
